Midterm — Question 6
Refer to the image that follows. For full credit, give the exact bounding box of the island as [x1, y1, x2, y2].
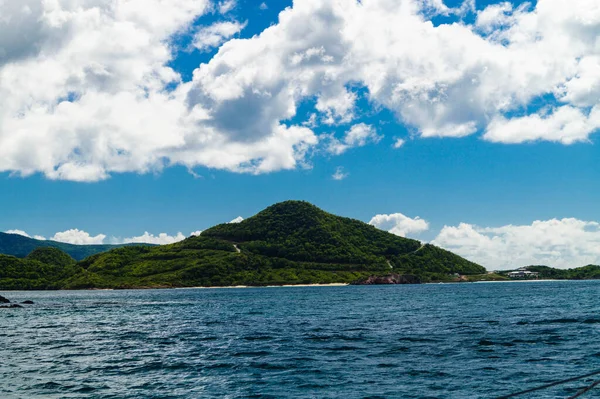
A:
[0, 201, 485, 290]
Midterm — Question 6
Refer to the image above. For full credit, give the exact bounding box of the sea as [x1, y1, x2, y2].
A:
[2, 281, 600, 398]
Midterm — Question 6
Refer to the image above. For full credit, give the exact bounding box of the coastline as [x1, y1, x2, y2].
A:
[472, 279, 560, 283]
[6, 279, 600, 292]
[176, 283, 350, 290]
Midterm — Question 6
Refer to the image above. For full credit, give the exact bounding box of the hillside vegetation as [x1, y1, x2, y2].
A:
[0, 248, 79, 289]
[0, 201, 486, 289]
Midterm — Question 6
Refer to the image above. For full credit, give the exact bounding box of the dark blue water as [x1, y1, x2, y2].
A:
[2, 281, 600, 398]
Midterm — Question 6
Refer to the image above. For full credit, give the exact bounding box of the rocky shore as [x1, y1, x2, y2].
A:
[351, 274, 421, 285]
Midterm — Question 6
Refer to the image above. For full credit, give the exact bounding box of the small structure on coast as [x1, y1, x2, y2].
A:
[507, 268, 540, 279]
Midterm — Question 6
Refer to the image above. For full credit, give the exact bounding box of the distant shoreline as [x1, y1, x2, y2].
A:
[472, 279, 561, 283]
[176, 283, 350, 290]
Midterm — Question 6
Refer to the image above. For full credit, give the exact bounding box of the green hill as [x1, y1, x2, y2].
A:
[502, 265, 600, 279]
[0, 201, 485, 289]
[0, 248, 79, 290]
[0, 232, 152, 261]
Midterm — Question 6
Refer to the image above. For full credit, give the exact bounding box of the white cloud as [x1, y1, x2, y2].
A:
[51, 229, 106, 245]
[5, 229, 30, 237]
[475, 2, 514, 34]
[0, 0, 317, 182]
[332, 166, 348, 180]
[2, 0, 600, 182]
[326, 123, 382, 155]
[369, 213, 429, 237]
[229, 216, 244, 223]
[432, 218, 600, 270]
[392, 138, 405, 149]
[122, 232, 187, 245]
[6, 227, 196, 245]
[218, 0, 237, 14]
[260, 3, 268, 11]
[484, 106, 600, 144]
[187, 0, 600, 148]
[5, 230, 47, 240]
[193, 20, 246, 52]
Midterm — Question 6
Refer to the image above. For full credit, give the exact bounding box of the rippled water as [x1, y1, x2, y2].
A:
[3, 281, 600, 398]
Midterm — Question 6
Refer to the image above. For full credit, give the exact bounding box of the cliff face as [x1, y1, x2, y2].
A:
[352, 274, 421, 285]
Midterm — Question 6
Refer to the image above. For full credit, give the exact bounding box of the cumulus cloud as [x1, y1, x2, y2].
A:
[369, 213, 429, 237]
[0, 0, 317, 182]
[2, 0, 600, 182]
[432, 218, 600, 270]
[187, 0, 600, 147]
[5, 229, 46, 240]
[5, 226, 198, 245]
[475, 2, 514, 34]
[229, 216, 244, 223]
[122, 232, 187, 245]
[325, 123, 382, 155]
[484, 106, 600, 144]
[332, 166, 348, 180]
[51, 229, 106, 245]
[392, 138, 405, 149]
[193, 21, 246, 51]
[5, 229, 32, 238]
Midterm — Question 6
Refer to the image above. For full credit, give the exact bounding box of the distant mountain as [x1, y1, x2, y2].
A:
[0, 201, 486, 289]
[0, 232, 151, 261]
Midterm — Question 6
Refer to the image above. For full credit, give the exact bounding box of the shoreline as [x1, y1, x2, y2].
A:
[5, 279, 598, 292]
[176, 283, 350, 290]
[472, 279, 560, 283]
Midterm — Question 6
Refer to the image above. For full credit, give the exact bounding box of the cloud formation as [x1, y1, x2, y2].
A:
[51, 229, 106, 245]
[122, 232, 187, 245]
[218, 0, 237, 14]
[193, 21, 247, 51]
[5, 229, 32, 238]
[433, 218, 600, 270]
[5, 228, 195, 245]
[5, 229, 46, 240]
[2, 0, 600, 182]
[369, 213, 429, 237]
[392, 138, 405, 149]
[325, 123, 381, 155]
[332, 166, 348, 180]
[0, 0, 317, 182]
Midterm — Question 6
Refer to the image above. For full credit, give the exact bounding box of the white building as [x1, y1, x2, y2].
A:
[508, 270, 540, 279]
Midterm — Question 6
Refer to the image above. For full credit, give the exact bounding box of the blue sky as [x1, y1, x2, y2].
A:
[1, 0, 600, 269]
[2, 133, 597, 239]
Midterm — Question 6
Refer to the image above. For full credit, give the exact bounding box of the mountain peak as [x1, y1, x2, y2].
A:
[201, 201, 484, 276]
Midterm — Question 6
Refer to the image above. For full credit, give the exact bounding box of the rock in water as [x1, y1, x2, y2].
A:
[352, 274, 421, 285]
[0, 304, 22, 309]
[21, 300, 34, 305]
[0, 295, 10, 304]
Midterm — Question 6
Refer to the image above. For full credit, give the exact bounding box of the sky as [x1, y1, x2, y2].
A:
[1, 0, 600, 269]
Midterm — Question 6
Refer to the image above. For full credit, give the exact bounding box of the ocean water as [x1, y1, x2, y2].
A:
[2, 281, 600, 398]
